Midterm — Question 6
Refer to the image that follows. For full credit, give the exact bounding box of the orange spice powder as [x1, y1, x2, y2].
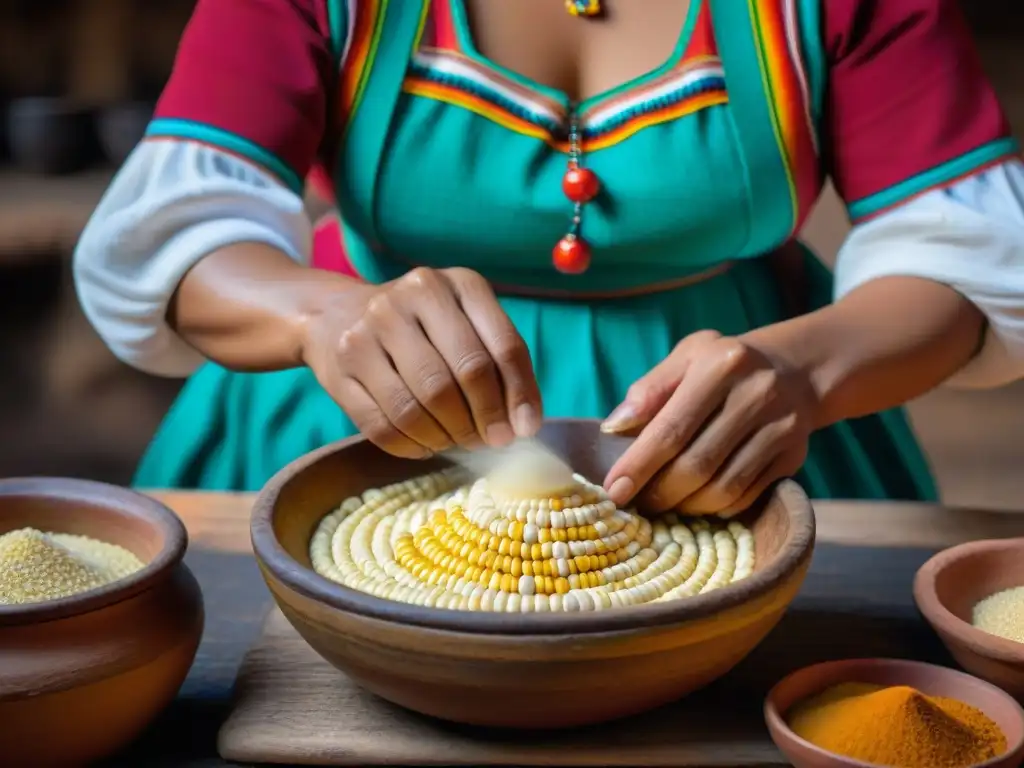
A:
[786, 683, 1007, 768]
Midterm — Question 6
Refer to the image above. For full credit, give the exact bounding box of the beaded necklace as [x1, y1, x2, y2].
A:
[565, 0, 602, 16]
[555, 1, 601, 273]
[553, 106, 601, 274]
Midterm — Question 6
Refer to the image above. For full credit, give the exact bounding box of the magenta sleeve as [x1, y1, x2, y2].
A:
[825, 0, 1019, 222]
[147, 0, 334, 193]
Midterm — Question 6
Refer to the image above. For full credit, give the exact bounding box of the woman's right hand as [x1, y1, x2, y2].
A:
[301, 266, 543, 458]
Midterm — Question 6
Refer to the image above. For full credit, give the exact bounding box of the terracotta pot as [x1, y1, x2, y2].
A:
[765, 658, 1024, 768]
[915, 538, 1024, 700]
[249, 419, 816, 730]
[96, 101, 153, 166]
[6, 97, 98, 175]
[0, 478, 204, 767]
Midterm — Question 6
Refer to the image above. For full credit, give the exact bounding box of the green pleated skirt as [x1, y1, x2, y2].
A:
[134, 254, 937, 500]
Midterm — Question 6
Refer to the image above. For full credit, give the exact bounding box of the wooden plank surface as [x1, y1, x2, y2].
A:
[100, 492, 1024, 767]
[217, 544, 952, 767]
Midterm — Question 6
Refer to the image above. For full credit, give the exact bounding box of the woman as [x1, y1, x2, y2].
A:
[74, 0, 1024, 514]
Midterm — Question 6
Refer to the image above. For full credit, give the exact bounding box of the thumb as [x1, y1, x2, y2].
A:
[601, 354, 690, 435]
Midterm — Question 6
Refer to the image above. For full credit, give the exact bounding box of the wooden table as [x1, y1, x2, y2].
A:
[102, 493, 1024, 767]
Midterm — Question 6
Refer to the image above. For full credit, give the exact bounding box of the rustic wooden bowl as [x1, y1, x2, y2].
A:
[765, 658, 1024, 768]
[0, 478, 204, 767]
[251, 419, 816, 729]
[915, 538, 1024, 699]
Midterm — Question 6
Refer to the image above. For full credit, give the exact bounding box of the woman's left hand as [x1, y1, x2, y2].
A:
[601, 330, 819, 517]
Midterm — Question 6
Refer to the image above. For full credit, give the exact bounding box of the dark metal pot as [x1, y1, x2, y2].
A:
[7, 97, 98, 175]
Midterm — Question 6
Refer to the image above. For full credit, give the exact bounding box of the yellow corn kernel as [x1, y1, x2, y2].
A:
[522, 559, 534, 577]
[498, 538, 511, 556]
[530, 543, 543, 561]
[500, 573, 516, 593]
[511, 557, 523, 577]
[555, 577, 571, 594]
[542, 576, 555, 595]
[567, 526, 579, 541]
[550, 498, 563, 511]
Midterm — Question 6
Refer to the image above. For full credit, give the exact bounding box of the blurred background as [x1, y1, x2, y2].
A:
[0, 0, 1021, 508]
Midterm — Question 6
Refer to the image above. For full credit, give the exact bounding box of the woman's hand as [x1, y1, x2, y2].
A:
[601, 330, 819, 517]
[301, 266, 542, 459]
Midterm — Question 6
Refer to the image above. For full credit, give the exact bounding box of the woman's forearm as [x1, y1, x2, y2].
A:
[742, 276, 985, 429]
[168, 243, 367, 372]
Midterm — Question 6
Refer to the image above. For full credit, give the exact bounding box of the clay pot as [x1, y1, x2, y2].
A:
[0, 478, 204, 767]
[6, 97, 98, 175]
[96, 101, 153, 166]
[249, 419, 816, 730]
[915, 538, 1024, 700]
[765, 658, 1024, 768]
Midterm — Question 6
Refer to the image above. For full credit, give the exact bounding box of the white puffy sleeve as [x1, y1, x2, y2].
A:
[72, 140, 312, 378]
[834, 159, 1024, 390]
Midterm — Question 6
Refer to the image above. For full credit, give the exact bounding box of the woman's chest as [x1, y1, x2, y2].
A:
[330, 0, 820, 279]
[460, 0, 692, 103]
[375, 88, 749, 273]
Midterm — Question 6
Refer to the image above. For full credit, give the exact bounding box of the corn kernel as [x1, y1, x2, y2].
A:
[307, 469, 755, 614]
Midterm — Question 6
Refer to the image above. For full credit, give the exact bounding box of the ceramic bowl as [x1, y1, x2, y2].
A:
[6, 98, 98, 175]
[0, 478, 204, 767]
[765, 658, 1024, 768]
[250, 418, 816, 729]
[915, 538, 1024, 699]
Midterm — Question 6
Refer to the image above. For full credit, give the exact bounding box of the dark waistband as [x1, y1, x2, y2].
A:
[490, 261, 735, 300]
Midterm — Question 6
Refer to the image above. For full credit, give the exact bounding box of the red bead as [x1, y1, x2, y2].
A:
[552, 235, 591, 274]
[562, 166, 601, 204]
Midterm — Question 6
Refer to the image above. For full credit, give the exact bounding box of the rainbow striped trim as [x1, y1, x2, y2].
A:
[336, 0, 388, 131]
[403, 50, 728, 152]
[746, 0, 820, 233]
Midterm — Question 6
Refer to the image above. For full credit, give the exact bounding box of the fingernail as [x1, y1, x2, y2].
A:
[512, 403, 541, 437]
[601, 403, 641, 434]
[607, 477, 635, 505]
[486, 422, 515, 447]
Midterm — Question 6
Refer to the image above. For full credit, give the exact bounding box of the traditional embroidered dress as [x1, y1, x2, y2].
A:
[75, 0, 1024, 493]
